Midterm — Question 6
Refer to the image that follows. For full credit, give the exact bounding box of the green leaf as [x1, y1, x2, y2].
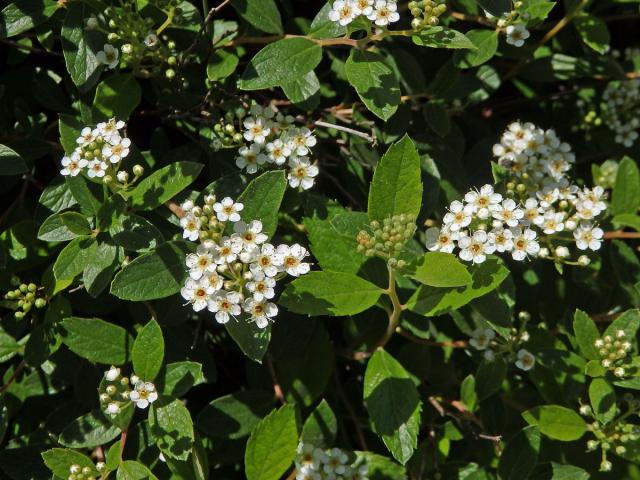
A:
[197, 390, 274, 439]
[301, 399, 337, 449]
[117, 461, 159, 480]
[368, 135, 422, 222]
[110, 241, 192, 301]
[460, 374, 477, 411]
[225, 321, 271, 363]
[574, 14, 610, 55]
[604, 309, 640, 339]
[128, 161, 203, 211]
[245, 404, 299, 480]
[58, 410, 121, 448]
[407, 256, 510, 316]
[364, 349, 422, 464]
[53, 236, 96, 282]
[238, 38, 322, 90]
[475, 357, 507, 400]
[235, 170, 287, 239]
[280, 271, 383, 316]
[132, 319, 165, 381]
[66, 175, 105, 215]
[345, 49, 401, 121]
[612, 213, 640, 232]
[93, 74, 142, 120]
[59, 211, 92, 235]
[206, 50, 239, 82]
[355, 452, 407, 479]
[589, 378, 616, 425]
[407, 252, 471, 287]
[111, 214, 164, 252]
[39, 176, 77, 213]
[61, 317, 133, 365]
[42, 449, 99, 478]
[412, 27, 476, 49]
[281, 71, 321, 107]
[522, 405, 587, 441]
[83, 240, 118, 298]
[497, 426, 541, 480]
[231, 0, 283, 34]
[0, 0, 59, 39]
[573, 309, 600, 360]
[157, 361, 205, 397]
[0, 144, 27, 175]
[309, 2, 347, 39]
[474, 0, 511, 16]
[612, 156, 640, 215]
[585, 359, 606, 378]
[149, 398, 195, 461]
[453, 29, 498, 68]
[59, 114, 84, 154]
[37, 213, 78, 242]
[423, 100, 450, 137]
[61, 3, 103, 91]
[549, 463, 590, 480]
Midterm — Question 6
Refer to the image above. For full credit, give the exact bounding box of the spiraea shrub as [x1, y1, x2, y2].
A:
[1, 0, 640, 478]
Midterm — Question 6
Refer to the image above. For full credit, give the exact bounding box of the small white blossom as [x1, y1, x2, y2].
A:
[425, 227, 456, 253]
[243, 298, 278, 328]
[465, 185, 502, 219]
[277, 243, 311, 277]
[368, 0, 400, 26]
[213, 197, 244, 222]
[266, 139, 292, 165]
[469, 328, 495, 351]
[287, 156, 319, 190]
[243, 116, 271, 144]
[104, 366, 121, 382]
[87, 159, 108, 178]
[443, 200, 473, 232]
[60, 154, 88, 176]
[505, 24, 530, 48]
[515, 349, 535, 371]
[186, 245, 218, 280]
[246, 272, 276, 301]
[574, 223, 604, 251]
[510, 228, 540, 261]
[181, 278, 214, 312]
[96, 44, 120, 69]
[208, 291, 242, 324]
[328, 0, 360, 26]
[458, 230, 495, 264]
[180, 215, 201, 242]
[102, 137, 131, 164]
[236, 144, 268, 174]
[129, 381, 158, 409]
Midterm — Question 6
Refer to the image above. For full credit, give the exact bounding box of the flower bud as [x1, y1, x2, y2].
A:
[577, 255, 590, 266]
[133, 165, 144, 176]
[117, 171, 129, 183]
[121, 44, 133, 54]
[34, 298, 47, 309]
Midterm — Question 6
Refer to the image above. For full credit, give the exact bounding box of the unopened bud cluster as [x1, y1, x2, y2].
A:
[67, 462, 103, 480]
[295, 443, 369, 480]
[356, 214, 416, 268]
[595, 330, 633, 376]
[98, 366, 157, 415]
[4, 283, 47, 319]
[408, 1, 447, 30]
[588, 420, 640, 472]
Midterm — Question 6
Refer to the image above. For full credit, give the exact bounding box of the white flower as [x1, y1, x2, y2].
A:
[250, 243, 283, 277]
[522, 198, 544, 226]
[106, 403, 120, 415]
[287, 156, 319, 190]
[104, 366, 121, 382]
[266, 139, 292, 165]
[203, 271, 224, 291]
[181, 278, 213, 312]
[243, 116, 271, 144]
[469, 328, 495, 351]
[117, 171, 129, 183]
[287, 128, 317, 156]
[215, 236, 243, 264]
[246, 272, 276, 301]
[443, 200, 473, 232]
[541, 210, 565, 234]
[96, 44, 120, 69]
[277, 243, 311, 277]
[243, 298, 278, 328]
[77, 127, 98, 145]
[425, 227, 456, 253]
[505, 24, 530, 48]
[207, 291, 242, 324]
[186, 245, 218, 280]
[213, 197, 244, 222]
[102, 137, 131, 163]
[493, 199, 524, 227]
[354, 0, 374, 16]
[129, 381, 158, 409]
[180, 214, 201, 242]
[488, 228, 514, 253]
[60, 154, 88, 176]
[515, 349, 536, 371]
[87, 159, 108, 178]
[458, 230, 495, 264]
[97, 118, 125, 142]
[328, 0, 360, 26]
[144, 33, 159, 48]
[574, 223, 604, 251]
[236, 144, 268, 174]
[510, 228, 540, 261]
[464, 185, 502, 219]
[234, 220, 268, 250]
[555, 246, 570, 258]
[369, 0, 400, 26]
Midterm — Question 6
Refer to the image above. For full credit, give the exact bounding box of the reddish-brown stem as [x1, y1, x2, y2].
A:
[265, 355, 286, 404]
[0, 361, 26, 395]
[120, 430, 128, 455]
[604, 231, 640, 240]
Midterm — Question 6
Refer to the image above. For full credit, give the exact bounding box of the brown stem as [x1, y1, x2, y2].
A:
[0, 361, 26, 395]
[166, 201, 186, 219]
[120, 430, 128, 455]
[604, 231, 640, 239]
[449, 11, 495, 27]
[265, 354, 286, 404]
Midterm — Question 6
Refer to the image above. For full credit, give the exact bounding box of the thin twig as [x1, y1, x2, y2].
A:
[0, 361, 26, 395]
[314, 120, 375, 144]
[265, 354, 286, 404]
[604, 231, 640, 240]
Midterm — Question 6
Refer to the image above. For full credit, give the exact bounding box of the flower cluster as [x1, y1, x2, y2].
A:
[66, 462, 104, 480]
[235, 104, 319, 191]
[408, 1, 447, 30]
[427, 122, 607, 266]
[595, 330, 633, 377]
[602, 79, 640, 148]
[469, 321, 535, 371]
[59, 118, 143, 187]
[328, 0, 400, 27]
[356, 214, 416, 268]
[295, 443, 368, 480]
[179, 195, 310, 328]
[487, 2, 532, 47]
[98, 366, 158, 415]
[4, 282, 47, 319]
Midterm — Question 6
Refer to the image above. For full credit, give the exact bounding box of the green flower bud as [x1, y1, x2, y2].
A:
[34, 298, 47, 309]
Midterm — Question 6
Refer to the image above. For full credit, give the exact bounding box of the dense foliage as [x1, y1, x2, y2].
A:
[1, 0, 640, 479]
